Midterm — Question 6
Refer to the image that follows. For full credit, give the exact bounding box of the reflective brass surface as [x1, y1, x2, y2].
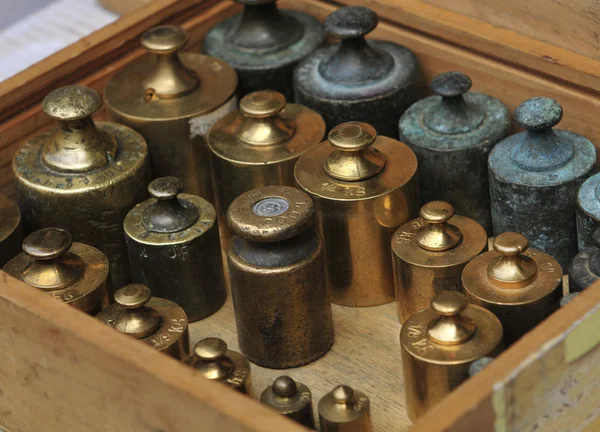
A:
[185, 338, 252, 394]
[318, 385, 373, 432]
[400, 291, 503, 421]
[295, 122, 419, 306]
[96, 284, 190, 360]
[260, 376, 316, 429]
[0, 194, 23, 267]
[3, 228, 109, 315]
[124, 177, 226, 322]
[208, 90, 325, 249]
[13, 85, 150, 292]
[392, 201, 487, 323]
[227, 186, 334, 368]
[105, 25, 238, 201]
[462, 232, 563, 346]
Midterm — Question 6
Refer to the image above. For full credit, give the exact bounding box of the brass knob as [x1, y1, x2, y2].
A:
[42, 85, 102, 121]
[142, 177, 199, 234]
[272, 376, 298, 398]
[236, 91, 295, 146]
[416, 201, 463, 251]
[324, 122, 386, 181]
[427, 291, 475, 346]
[332, 385, 354, 404]
[112, 284, 162, 339]
[487, 232, 538, 283]
[192, 338, 235, 381]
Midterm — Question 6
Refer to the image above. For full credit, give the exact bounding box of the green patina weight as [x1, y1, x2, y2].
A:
[569, 228, 600, 292]
[576, 172, 600, 250]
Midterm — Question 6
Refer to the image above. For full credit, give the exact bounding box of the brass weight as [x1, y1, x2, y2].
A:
[318, 385, 373, 432]
[295, 121, 419, 306]
[96, 284, 190, 360]
[260, 376, 316, 429]
[13, 85, 150, 292]
[3, 228, 109, 315]
[0, 194, 23, 267]
[104, 25, 238, 201]
[462, 232, 563, 346]
[400, 291, 503, 421]
[392, 201, 487, 323]
[124, 177, 226, 322]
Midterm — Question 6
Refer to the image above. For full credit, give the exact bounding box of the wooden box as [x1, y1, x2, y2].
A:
[1, 1, 600, 431]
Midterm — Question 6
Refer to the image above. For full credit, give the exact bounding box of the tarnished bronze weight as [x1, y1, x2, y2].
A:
[3, 228, 109, 315]
[13, 85, 150, 292]
[105, 25, 238, 201]
[400, 291, 503, 421]
[96, 284, 190, 360]
[185, 337, 252, 395]
[569, 228, 600, 292]
[392, 201, 487, 323]
[227, 185, 334, 368]
[124, 177, 226, 322]
[462, 232, 563, 346]
[295, 121, 419, 306]
[318, 385, 372, 432]
[0, 194, 23, 267]
[260, 376, 316, 429]
[576, 172, 600, 250]
[208, 90, 325, 250]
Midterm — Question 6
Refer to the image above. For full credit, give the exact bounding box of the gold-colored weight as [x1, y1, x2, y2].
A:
[13, 85, 150, 292]
[318, 385, 373, 432]
[124, 177, 226, 322]
[392, 201, 487, 323]
[400, 291, 503, 421]
[208, 90, 325, 250]
[96, 284, 190, 360]
[0, 194, 23, 267]
[185, 338, 252, 395]
[3, 228, 109, 315]
[260, 376, 316, 429]
[295, 121, 419, 306]
[104, 25, 238, 201]
[462, 232, 562, 346]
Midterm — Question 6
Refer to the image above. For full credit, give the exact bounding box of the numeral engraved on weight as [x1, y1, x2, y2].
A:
[150, 333, 171, 348]
[227, 369, 247, 386]
[320, 183, 366, 196]
[539, 262, 556, 273]
[411, 221, 422, 229]
[407, 325, 422, 339]
[354, 395, 368, 412]
[396, 231, 415, 244]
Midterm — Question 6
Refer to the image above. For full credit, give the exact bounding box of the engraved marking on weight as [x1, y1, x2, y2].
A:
[253, 197, 289, 217]
[168, 319, 186, 333]
[396, 231, 415, 244]
[412, 338, 435, 355]
[539, 262, 556, 273]
[407, 325, 423, 339]
[354, 395, 368, 412]
[300, 392, 311, 403]
[320, 182, 367, 196]
[411, 221, 422, 229]
[227, 369, 247, 386]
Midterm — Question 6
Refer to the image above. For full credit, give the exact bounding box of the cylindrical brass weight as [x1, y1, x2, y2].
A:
[260, 376, 316, 429]
[3, 228, 109, 315]
[295, 121, 419, 306]
[96, 284, 190, 360]
[227, 185, 334, 368]
[0, 194, 23, 267]
[104, 25, 238, 201]
[318, 385, 373, 432]
[185, 338, 252, 395]
[400, 291, 503, 421]
[13, 85, 150, 292]
[124, 177, 226, 322]
[392, 201, 487, 323]
[208, 90, 325, 250]
[462, 232, 563, 346]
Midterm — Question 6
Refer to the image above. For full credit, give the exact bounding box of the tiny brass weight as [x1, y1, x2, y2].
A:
[569, 228, 600, 292]
[576, 172, 600, 250]
[400, 291, 503, 421]
[208, 90, 325, 249]
[4, 228, 109, 315]
[227, 185, 334, 368]
[295, 121, 419, 306]
[260, 376, 316, 429]
[0, 194, 23, 267]
[318, 385, 373, 432]
[185, 337, 252, 395]
[105, 25, 238, 201]
[13, 85, 150, 291]
[124, 177, 226, 322]
[96, 284, 190, 360]
[462, 232, 563, 346]
[392, 201, 487, 323]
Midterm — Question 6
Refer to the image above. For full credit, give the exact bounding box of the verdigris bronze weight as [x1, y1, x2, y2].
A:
[569, 228, 600, 292]
[576, 172, 600, 250]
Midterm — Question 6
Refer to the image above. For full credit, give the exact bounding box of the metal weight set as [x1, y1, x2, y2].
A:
[4, 1, 599, 429]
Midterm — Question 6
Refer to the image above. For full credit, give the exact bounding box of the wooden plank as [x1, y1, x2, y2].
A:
[98, 0, 152, 15]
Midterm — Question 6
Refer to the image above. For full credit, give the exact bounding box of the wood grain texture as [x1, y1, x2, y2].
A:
[98, 0, 152, 15]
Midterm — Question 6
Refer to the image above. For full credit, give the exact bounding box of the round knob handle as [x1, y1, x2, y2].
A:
[23, 228, 72, 260]
[42, 85, 102, 121]
[514, 97, 563, 131]
[114, 284, 152, 309]
[328, 122, 377, 152]
[194, 337, 228, 362]
[430, 291, 468, 316]
[148, 176, 184, 201]
[427, 291, 475, 346]
[272, 376, 298, 398]
[416, 201, 463, 251]
[488, 232, 537, 284]
[141, 25, 188, 54]
[431, 71, 472, 98]
[239, 91, 286, 118]
[493, 232, 529, 256]
[332, 385, 354, 404]
[324, 6, 378, 39]
[420, 201, 455, 224]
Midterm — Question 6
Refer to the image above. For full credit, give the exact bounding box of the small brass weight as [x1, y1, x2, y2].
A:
[318, 385, 373, 432]
[260, 376, 316, 429]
